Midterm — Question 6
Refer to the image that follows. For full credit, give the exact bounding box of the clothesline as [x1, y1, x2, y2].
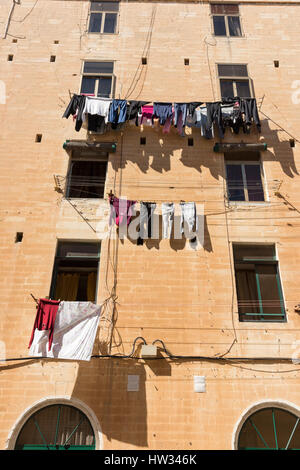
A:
[63, 94, 262, 138]
[67, 91, 265, 104]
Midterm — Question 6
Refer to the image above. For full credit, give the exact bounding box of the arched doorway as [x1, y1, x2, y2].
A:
[14, 403, 96, 450]
[238, 406, 300, 450]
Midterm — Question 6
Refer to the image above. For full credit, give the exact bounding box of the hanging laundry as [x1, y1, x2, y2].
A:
[108, 99, 127, 129]
[109, 195, 136, 227]
[153, 103, 173, 126]
[162, 202, 175, 239]
[62, 94, 86, 132]
[140, 105, 154, 126]
[186, 106, 214, 139]
[174, 103, 188, 135]
[241, 98, 261, 132]
[205, 102, 225, 139]
[185, 102, 203, 126]
[28, 298, 60, 352]
[29, 301, 102, 361]
[180, 202, 198, 239]
[126, 101, 150, 125]
[137, 202, 156, 245]
[83, 96, 112, 123]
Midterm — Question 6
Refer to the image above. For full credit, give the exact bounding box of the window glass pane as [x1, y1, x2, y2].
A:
[103, 13, 117, 33]
[226, 164, 245, 201]
[244, 164, 264, 201]
[89, 12, 102, 32]
[97, 77, 112, 97]
[68, 161, 107, 198]
[228, 16, 242, 36]
[80, 76, 96, 95]
[220, 79, 234, 99]
[213, 16, 226, 36]
[256, 264, 283, 315]
[91, 1, 119, 12]
[235, 269, 260, 316]
[236, 79, 251, 98]
[218, 64, 248, 77]
[83, 61, 114, 74]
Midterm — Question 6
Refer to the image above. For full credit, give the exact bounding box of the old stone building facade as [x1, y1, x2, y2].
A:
[1, 0, 300, 450]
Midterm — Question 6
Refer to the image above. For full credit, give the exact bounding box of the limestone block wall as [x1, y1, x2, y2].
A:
[0, 0, 300, 450]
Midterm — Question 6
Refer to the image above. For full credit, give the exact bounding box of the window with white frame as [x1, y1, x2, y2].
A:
[80, 61, 115, 98]
[88, 1, 119, 34]
[218, 64, 252, 99]
[211, 3, 242, 37]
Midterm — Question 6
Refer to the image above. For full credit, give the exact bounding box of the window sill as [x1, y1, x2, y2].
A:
[87, 32, 118, 36]
[213, 34, 245, 39]
[228, 201, 269, 207]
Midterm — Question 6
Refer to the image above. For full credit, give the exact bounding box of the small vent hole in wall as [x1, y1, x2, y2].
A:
[50, 55, 56, 62]
[15, 232, 23, 243]
[7, 55, 13, 61]
[274, 60, 279, 68]
[188, 138, 194, 146]
[184, 58, 189, 66]
[35, 134, 42, 143]
[290, 139, 295, 148]
[140, 137, 146, 145]
[141, 57, 147, 65]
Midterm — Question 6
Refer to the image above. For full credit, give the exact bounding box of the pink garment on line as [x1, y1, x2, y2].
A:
[109, 196, 136, 227]
[140, 105, 154, 125]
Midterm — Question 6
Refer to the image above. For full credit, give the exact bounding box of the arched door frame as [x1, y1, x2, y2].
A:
[5, 396, 103, 450]
[232, 399, 300, 450]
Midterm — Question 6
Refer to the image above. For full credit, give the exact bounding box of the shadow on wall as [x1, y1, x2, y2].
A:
[108, 117, 298, 180]
[71, 358, 149, 448]
[117, 214, 213, 253]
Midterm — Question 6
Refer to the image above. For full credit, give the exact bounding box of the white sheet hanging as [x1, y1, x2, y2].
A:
[29, 301, 102, 361]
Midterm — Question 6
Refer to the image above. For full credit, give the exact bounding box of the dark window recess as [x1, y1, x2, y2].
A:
[50, 242, 100, 302]
[211, 3, 241, 37]
[218, 64, 251, 99]
[7, 55, 13, 61]
[290, 139, 295, 148]
[50, 55, 56, 62]
[35, 134, 42, 142]
[66, 160, 108, 198]
[12, 39, 17, 43]
[225, 154, 264, 202]
[54, 40, 59, 44]
[188, 138, 194, 146]
[142, 57, 147, 65]
[184, 58, 189, 66]
[233, 244, 286, 322]
[238, 407, 300, 450]
[81, 61, 114, 98]
[274, 60, 279, 68]
[140, 137, 146, 145]
[88, 2, 118, 34]
[15, 232, 23, 243]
